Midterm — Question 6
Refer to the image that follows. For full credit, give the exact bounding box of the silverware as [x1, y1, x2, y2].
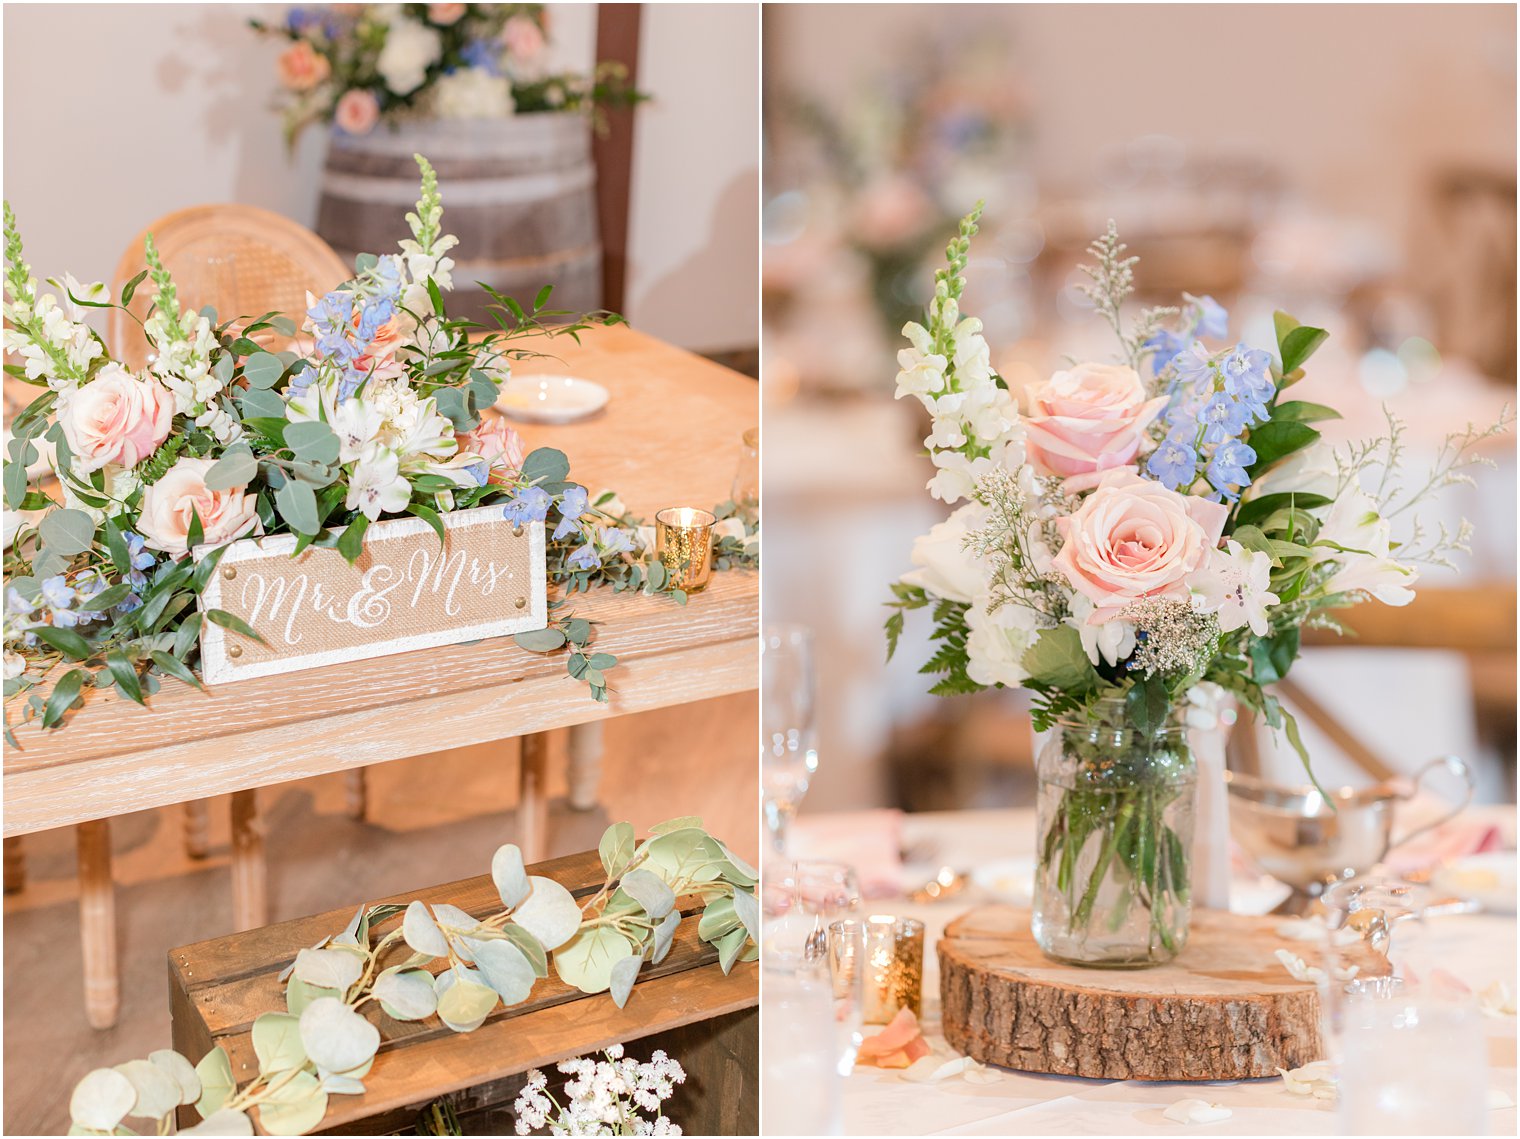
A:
[907, 866, 968, 904]
[1226, 755, 1475, 914]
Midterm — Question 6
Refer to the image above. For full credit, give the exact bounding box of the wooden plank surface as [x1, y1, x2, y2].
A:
[169, 849, 759, 1133]
[5, 325, 759, 835]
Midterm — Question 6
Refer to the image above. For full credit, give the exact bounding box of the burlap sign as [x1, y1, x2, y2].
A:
[195, 504, 547, 684]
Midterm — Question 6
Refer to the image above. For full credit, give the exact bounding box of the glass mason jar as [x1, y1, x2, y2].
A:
[1032, 696, 1197, 967]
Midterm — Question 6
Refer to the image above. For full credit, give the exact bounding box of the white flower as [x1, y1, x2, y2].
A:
[1311, 488, 1418, 606]
[713, 517, 746, 543]
[1190, 539, 1280, 635]
[377, 18, 441, 95]
[347, 450, 411, 520]
[332, 398, 385, 463]
[431, 68, 515, 119]
[1480, 980, 1517, 1018]
[894, 322, 947, 399]
[195, 404, 242, 445]
[901, 503, 988, 604]
[3, 650, 23, 680]
[965, 591, 1043, 688]
[1162, 1098, 1233, 1124]
[1279, 1060, 1338, 1100]
[1066, 593, 1137, 666]
[1244, 439, 1337, 501]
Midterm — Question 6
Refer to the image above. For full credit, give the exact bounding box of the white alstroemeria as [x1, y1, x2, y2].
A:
[1311, 487, 1418, 606]
[332, 398, 385, 463]
[347, 449, 412, 520]
[901, 502, 988, 604]
[376, 18, 441, 95]
[1066, 593, 1137, 666]
[1279, 1060, 1337, 1100]
[195, 404, 242, 445]
[1162, 1099, 1233, 1124]
[965, 591, 1043, 689]
[1190, 539, 1280, 635]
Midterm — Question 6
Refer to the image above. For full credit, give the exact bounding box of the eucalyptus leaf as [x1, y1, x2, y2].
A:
[509, 875, 582, 950]
[237, 387, 288, 420]
[553, 925, 635, 995]
[256, 1070, 327, 1137]
[274, 479, 320, 536]
[649, 816, 704, 835]
[500, 923, 549, 979]
[608, 954, 641, 1009]
[514, 627, 567, 653]
[285, 977, 339, 1017]
[38, 508, 95, 557]
[698, 896, 740, 942]
[194, 1048, 236, 1118]
[69, 1068, 136, 1132]
[180, 1108, 254, 1136]
[284, 421, 340, 465]
[429, 902, 482, 935]
[462, 937, 536, 1006]
[521, 447, 570, 485]
[297, 998, 380, 1075]
[619, 868, 675, 920]
[716, 925, 748, 975]
[434, 969, 499, 1033]
[319, 1074, 366, 1096]
[251, 1012, 307, 1074]
[147, 1049, 200, 1106]
[204, 450, 258, 492]
[730, 886, 760, 943]
[372, 968, 437, 1021]
[292, 947, 363, 993]
[651, 910, 681, 964]
[331, 905, 367, 948]
[402, 900, 449, 957]
[598, 821, 636, 878]
[642, 828, 720, 887]
[114, 1058, 181, 1120]
[491, 843, 530, 908]
[242, 352, 286, 390]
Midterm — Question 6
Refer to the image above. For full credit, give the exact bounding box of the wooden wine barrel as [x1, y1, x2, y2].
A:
[316, 115, 603, 324]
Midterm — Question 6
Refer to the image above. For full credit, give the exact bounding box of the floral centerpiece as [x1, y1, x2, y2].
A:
[886, 209, 1506, 966]
[253, 4, 645, 144]
[3, 156, 757, 740]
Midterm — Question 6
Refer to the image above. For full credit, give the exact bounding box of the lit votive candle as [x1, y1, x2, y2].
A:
[654, 507, 716, 593]
[829, 915, 924, 1024]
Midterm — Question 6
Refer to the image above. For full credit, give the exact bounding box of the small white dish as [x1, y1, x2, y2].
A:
[1432, 851, 1517, 915]
[970, 857, 1036, 905]
[495, 374, 609, 424]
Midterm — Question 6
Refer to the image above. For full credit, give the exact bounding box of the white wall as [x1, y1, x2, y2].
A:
[1, 3, 757, 352]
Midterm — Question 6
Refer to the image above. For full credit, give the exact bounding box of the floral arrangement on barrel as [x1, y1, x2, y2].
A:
[64, 818, 755, 1136]
[886, 210, 1508, 966]
[3, 156, 757, 740]
[253, 4, 646, 145]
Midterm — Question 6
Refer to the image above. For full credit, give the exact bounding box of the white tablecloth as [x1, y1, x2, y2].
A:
[809, 808, 1518, 1136]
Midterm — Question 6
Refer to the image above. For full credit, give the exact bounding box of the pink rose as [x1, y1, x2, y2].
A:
[501, 15, 545, 61]
[334, 89, 380, 136]
[456, 417, 527, 485]
[278, 41, 331, 92]
[60, 363, 175, 473]
[1022, 363, 1167, 480]
[1053, 469, 1227, 623]
[138, 457, 260, 558]
[427, 3, 467, 25]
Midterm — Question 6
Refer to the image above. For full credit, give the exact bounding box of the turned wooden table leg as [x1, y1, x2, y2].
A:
[182, 800, 211, 860]
[230, 790, 267, 932]
[343, 769, 368, 821]
[77, 820, 119, 1030]
[566, 722, 605, 812]
[4, 835, 25, 894]
[519, 733, 552, 863]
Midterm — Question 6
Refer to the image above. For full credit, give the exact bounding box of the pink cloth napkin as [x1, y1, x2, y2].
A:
[1383, 818, 1504, 876]
[789, 809, 905, 898]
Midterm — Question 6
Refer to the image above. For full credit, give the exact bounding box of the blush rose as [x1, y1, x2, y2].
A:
[138, 457, 260, 557]
[334, 88, 381, 136]
[60, 363, 175, 473]
[1021, 362, 1167, 480]
[1053, 469, 1227, 623]
[278, 41, 331, 92]
[456, 417, 527, 485]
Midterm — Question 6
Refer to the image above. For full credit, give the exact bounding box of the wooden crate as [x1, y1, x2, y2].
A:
[169, 850, 758, 1135]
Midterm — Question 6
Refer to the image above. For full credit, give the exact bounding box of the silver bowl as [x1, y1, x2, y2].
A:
[1225, 756, 1474, 913]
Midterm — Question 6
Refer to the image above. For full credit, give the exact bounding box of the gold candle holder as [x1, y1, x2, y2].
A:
[829, 916, 924, 1024]
[654, 507, 716, 593]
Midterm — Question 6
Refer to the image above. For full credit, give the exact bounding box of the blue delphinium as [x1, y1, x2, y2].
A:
[308, 290, 358, 365]
[567, 541, 600, 570]
[1206, 438, 1257, 501]
[1185, 293, 1229, 340]
[503, 486, 552, 525]
[460, 38, 503, 75]
[598, 527, 636, 556]
[1146, 432, 1199, 492]
[1142, 328, 1187, 378]
[553, 486, 589, 540]
[1199, 391, 1252, 444]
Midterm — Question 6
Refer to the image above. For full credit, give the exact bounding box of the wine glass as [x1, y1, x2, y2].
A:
[1320, 877, 1489, 1135]
[761, 948, 843, 1135]
[761, 624, 817, 856]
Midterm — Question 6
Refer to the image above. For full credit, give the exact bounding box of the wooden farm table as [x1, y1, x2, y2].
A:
[3, 324, 759, 1027]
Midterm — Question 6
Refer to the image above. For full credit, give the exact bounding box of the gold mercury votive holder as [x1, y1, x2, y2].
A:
[829, 915, 924, 1024]
[654, 507, 716, 593]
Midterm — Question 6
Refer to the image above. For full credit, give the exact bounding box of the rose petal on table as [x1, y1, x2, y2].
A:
[1274, 948, 1325, 983]
[962, 1061, 1003, 1085]
[1481, 981, 1518, 1017]
[1489, 1088, 1515, 1110]
[1278, 1062, 1336, 1099]
[901, 1055, 973, 1083]
[1162, 1098, 1232, 1124]
[857, 1007, 933, 1068]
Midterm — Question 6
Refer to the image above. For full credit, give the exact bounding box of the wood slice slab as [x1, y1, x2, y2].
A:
[939, 905, 1385, 1082]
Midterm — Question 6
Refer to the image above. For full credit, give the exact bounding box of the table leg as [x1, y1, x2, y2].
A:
[230, 790, 267, 931]
[77, 820, 119, 1030]
[182, 800, 210, 860]
[519, 733, 552, 863]
[343, 769, 368, 821]
[567, 722, 605, 812]
[4, 835, 24, 894]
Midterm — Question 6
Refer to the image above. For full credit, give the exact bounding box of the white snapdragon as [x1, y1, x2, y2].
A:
[376, 18, 441, 96]
[194, 403, 243, 445]
[147, 309, 222, 414]
[1311, 487, 1418, 606]
[1190, 539, 1280, 635]
[3, 291, 103, 395]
